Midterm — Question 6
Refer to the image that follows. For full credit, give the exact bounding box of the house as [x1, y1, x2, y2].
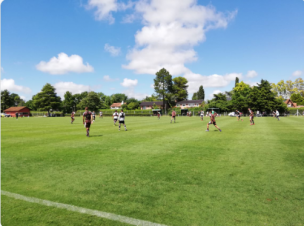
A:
[110, 101, 126, 109]
[175, 100, 203, 109]
[140, 101, 163, 110]
[4, 106, 31, 117]
[284, 99, 304, 108]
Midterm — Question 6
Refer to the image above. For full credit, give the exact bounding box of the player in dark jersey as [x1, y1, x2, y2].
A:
[112, 110, 119, 126]
[170, 110, 176, 123]
[206, 111, 222, 132]
[71, 112, 75, 124]
[236, 110, 243, 121]
[118, 109, 127, 131]
[83, 107, 93, 137]
[248, 108, 255, 125]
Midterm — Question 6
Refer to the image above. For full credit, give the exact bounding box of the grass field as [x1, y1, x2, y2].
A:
[1, 115, 304, 226]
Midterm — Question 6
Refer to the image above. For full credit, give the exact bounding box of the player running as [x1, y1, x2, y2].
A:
[92, 111, 96, 122]
[99, 111, 103, 119]
[71, 112, 75, 124]
[118, 109, 127, 131]
[248, 108, 255, 125]
[275, 109, 280, 121]
[157, 111, 161, 120]
[200, 110, 204, 121]
[206, 111, 222, 132]
[83, 107, 93, 137]
[112, 110, 119, 126]
[170, 110, 176, 123]
[236, 110, 243, 121]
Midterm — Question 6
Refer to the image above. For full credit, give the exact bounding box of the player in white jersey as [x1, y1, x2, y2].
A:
[118, 109, 127, 131]
[112, 110, 119, 126]
[200, 110, 204, 121]
[99, 111, 103, 119]
[275, 110, 280, 121]
[92, 111, 96, 122]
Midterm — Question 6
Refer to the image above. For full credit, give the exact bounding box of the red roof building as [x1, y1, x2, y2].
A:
[110, 102, 126, 109]
[4, 106, 31, 117]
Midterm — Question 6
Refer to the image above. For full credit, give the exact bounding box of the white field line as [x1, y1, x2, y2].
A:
[1, 190, 167, 226]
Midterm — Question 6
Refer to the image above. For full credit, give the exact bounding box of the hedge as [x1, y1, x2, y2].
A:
[287, 107, 304, 115]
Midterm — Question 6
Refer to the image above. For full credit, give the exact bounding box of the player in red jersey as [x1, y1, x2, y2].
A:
[157, 111, 161, 120]
[83, 107, 93, 137]
[236, 110, 243, 121]
[170, 110, 176, 123]
[206, 111, 222, 132]
[71, 112, 75, 124]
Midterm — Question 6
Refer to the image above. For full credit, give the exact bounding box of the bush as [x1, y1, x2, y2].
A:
[287, 107, 304, 115]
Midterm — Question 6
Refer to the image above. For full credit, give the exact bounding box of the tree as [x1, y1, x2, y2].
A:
[63, 91, 76, 113]
[154, 68, 173, 113]
[142, 94, 158, 102]
[290, 93, 304, 105]
[127, 102, 139, 110]
[33, 83, 62, 113]
[78, 92, 101, 111]
[235, 77, 239, 87]
[25, 99, 35, 110]
[234, 81, 250, 92]
[192, 92, 198, 100]
[1, 90, 13, 111]
[197, 85, 205, 100]
[172, 77, 188, 102]
[111, 93, 128, 103]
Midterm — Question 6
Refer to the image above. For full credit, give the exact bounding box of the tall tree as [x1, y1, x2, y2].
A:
[78, 91, 102, 111]
[154, 68, 173, 113]
[111, 93, 128, 103]
[197, 85, 205, 100]
[25, 99, 35, 110]
[192, 92, 198, 100]
[235, 77, 239, 87]
[290, 93, 304, 105]
[172, 77, 188, 102]
[33, 83, 61, 113]
[63, 91, 76, 113]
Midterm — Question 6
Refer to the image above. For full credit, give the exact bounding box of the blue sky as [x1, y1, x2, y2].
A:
[1, 0, 303, 101]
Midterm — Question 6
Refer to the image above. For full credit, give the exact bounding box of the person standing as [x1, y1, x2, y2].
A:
[92, 111, 96, 122]
[248, 108, 255, 125]
[99, 111, 103, 119]
[200, 110, 204, 121]
[206, 111, 222, 132]
[118, 109, 127, 131]
[71, 112, 75, 124]
[170, 110, 176, 123]
[112, 110, 119, 126]
[83, 107, 93, 137]
[15, 112, 18, 120]
[157, 111, 161, 120]
[275, 109, 280, 121]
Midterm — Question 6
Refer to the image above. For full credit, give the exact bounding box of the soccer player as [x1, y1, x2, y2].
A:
[15, 112, 18, 120]
[118, 109, 127, 131]
[248, 108, 255, 125]
[99, 111, 103, 118]
[92, 111, 96, 122]
[157, 111, 161, 120]
[112, 110, 119, 126]
[236, 110, 243, 121]
[83, 107, 93, 137]
[200, 110, 204, 121]
[71, 112, 75, 124]
[206, 111, 222, 132]
[170, 110, 176, 123]
[275, 109, 280, 121]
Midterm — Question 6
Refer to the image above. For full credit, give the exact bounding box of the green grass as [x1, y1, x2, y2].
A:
[1, 116, 304, 226]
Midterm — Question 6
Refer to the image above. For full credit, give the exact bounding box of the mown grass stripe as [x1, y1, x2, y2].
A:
[1, 190, 167, 226]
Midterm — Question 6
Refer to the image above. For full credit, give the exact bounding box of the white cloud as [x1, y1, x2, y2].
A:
[54, 82, 92, 98]
[0, 0, 4, 5]
[123, 0, 237, 76]
[244, 81, 258, 87]
[246, 70, 258, 78]
[209, 90, 222, 99]
[185, 71, 242, 93]
[20, 95, 26, 101]
[103, 75, 119, 81]
[1, 79, 32, 94]
[87, 0, 133, 24]
[122, 13, 137, 23]
[292, 70, 302, 77]
[104, 44, 121, 56]
[150, 84, 154, 89]
[120, 78, 138, 87]
[36, 53, 94, 75]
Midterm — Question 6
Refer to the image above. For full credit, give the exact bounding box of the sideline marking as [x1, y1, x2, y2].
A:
[2, 190, 167, 226]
